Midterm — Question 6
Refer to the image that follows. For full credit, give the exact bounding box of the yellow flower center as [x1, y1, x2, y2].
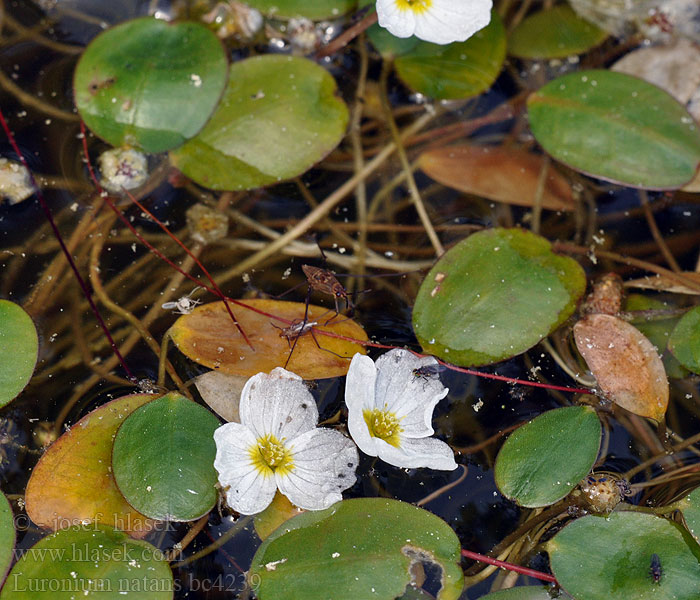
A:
[249, 434, 294, 476]
[395, 0, 432, 14]
[364, 408, 403, 448]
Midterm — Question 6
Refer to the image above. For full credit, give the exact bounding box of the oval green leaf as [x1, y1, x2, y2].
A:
[112, 393, 220, 521]
[412, 228, 586, 366]
[528, 69, 700, 189]
[668, 305, 700, 374]
[25, 393, 156, 538]
[246, 0, 356, 19]
[250, 498, 463, 600]
[495, 406, 601, 508]
[547, 512, 700, 600]
[0, 524, 173, 599]
[681, 486, 700, 544]
[0, 493, 15, 584]
[393, 12, 505, 100]
[0, 300, 37, 406]
[74, 17, 228, 153]
[170, 55, 349, 190]
[508, 5, 607, 59]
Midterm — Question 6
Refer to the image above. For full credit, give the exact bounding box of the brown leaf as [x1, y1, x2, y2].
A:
[194, 371, 246, 422]
[625, 272, 700, 296]
[681, 168, 700, 193]
[170, 298, 368, 379]
[574, 314, 668, 421]
[612, 38, 700, 107]
[417, 145, 575, 211]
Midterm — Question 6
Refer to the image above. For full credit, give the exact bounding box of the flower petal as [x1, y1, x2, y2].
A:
[345, 353, 381, 456]
[239, 367, 319, 441]
[376, 0, 417, 39]
[276, 429, 359, 510]
[413, 0, 493, 45]
[213, 423, 278, 514]
[376, 435, 457, 470]
[374, 348, 448, 438]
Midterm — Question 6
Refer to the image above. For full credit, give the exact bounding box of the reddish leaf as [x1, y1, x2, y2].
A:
[574, 314, 669, 421]
[417, 145, 575, 211]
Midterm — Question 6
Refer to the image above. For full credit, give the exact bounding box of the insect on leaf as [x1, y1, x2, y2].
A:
[170, 299, 368, 379]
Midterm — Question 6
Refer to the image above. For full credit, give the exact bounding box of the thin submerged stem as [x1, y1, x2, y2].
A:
[639, 189, 681, 273]
[218, 110, 439, 279]
[0, 107, 133, 381]
[316, 8, 378, 58]
[350, 34, 369, 286]
[0, 68, 79, 121]
[379, 58, 444, 257]
[78, 122, 254, 351]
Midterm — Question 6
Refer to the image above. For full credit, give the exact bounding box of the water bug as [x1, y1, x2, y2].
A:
[649, 553, 662, 584]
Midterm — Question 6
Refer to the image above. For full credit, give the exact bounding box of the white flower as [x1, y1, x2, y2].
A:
[213, 368, 358, 515]
[345, 349, 457, 470]
[376, 0, 493, 45]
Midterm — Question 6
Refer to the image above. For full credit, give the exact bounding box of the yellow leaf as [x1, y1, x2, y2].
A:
[170, 299, 368, 379]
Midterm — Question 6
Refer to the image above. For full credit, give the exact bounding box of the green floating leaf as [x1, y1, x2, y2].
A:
[479, 588, 556, 600]
[74, 17, 228, 153]
[412, 228, 586, 366]
[0, 524, 173, 599]
[171, 55, 348, 190]
[393, 12, 506, 100]
[668, 305, 700, 374]
[508, 5, 607, 59]
[548, 512, 700, 600]
[626, 294, 686, 379]
[250, 498, 463, 600]
[367, 23, 418, 58]
[0, 493, 15, 584]
[112, 393, 220, 521]
[495, 406, 601, 508]
[681, 487, 700, 545]
[246, 0, 356, 20]
[528, 70, 700, 189]
[0, 300, 37, 406]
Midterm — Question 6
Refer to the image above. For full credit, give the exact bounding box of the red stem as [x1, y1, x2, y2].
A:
[0, 108, 135, 381]
[77, 128, 592, 398]
[79, 122, 254, 350]
[310, 329, 593, 395]
[461, 548, 558, 583]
